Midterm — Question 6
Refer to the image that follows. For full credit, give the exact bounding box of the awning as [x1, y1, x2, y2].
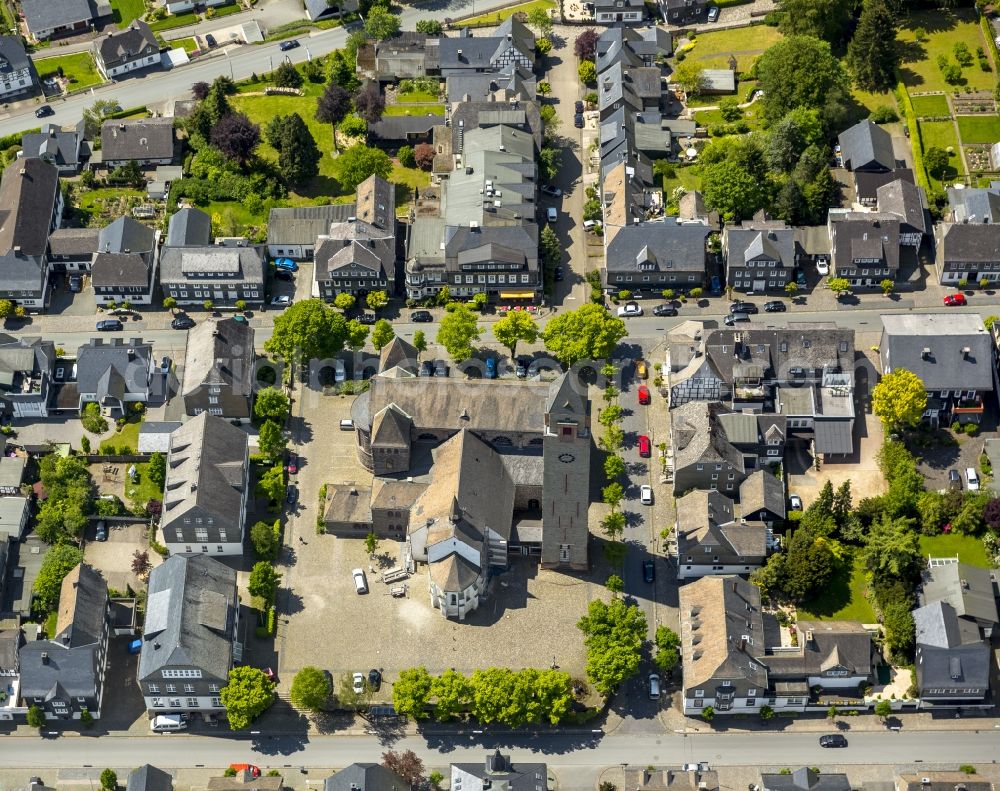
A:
[499, 291, 535, 299]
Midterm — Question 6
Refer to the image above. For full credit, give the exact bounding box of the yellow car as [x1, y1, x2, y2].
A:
[637, 360, 648, 379]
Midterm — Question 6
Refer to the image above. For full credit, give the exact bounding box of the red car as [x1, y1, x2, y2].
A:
[943, 293, 967, 306]
[637, 385, 651, 405]
[638, 435, 651, 458]
[263, 667, 277, 682]
[286, 453, 298, 474]
[229, 765, 261, 779]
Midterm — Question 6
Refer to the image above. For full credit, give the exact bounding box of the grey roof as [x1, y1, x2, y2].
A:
[0, 497, 30, 540]
[91, 252, 151, 288]
[766, 620, 873, 679]
[324, 484, 373, 526]
[595, 26, 672, 74]
[914, 600, 982, 649]
[0, 456, 25, 489]
[379, 336, 418, 374]
[0, 36, 30, 74]
[876, 179, 928, 234]
[761, 769, 850, 791]
[139, 553, 237, 681]
[913, 601, 991, 692]
[181, 318, 255, 399]
[838, 119, 895, 172]
[92, 217, 156, 288]
[96, 20, 158, 69]
[920, 562, 999, 628]
[0, 334, 56, 400]
[48, 226, 99, 257]
[704, 324, 855, 385]
[855, 168, 913, 203]
[725, 221, 798, 268]
[938, 221, 1000, 263]
[314, 217, 395, 283]
[167, 207, 212, 247]
[267, 203, 356, 246]
[830, 213, 900, 272]
[813, 420, 854, 455]
[138, 421, 182, 454]
[676, 489, 767, 560]
[304, 0, 339, 20]
[701, 69, 735, 92]
[22, 122, 84, 168]
[21, 0, 92, 34]
[606, 220, 710, 274]
[739, 470, 784, 519]
[370, 115, 439, 142]
[127, 765, 174, 791]
[880, 313, 993, 392]
[0, 157, 60, 257]
[948, 185, 1000, 224]
[159, 244, 265, 285]
[100, 118, 174, 162]
[324, 764, 409, 791]
[672, 401, 745, 472]
[55, 563, 107, 649]
[447, 67, 536, 103]
[75, 338, 152, 401]
[451, 751, 548, 791]
[161, 413, 248, 535]
[0, 627, 21, 673]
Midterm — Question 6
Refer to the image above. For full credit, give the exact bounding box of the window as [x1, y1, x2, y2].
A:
[694, 689, 705, 698]
[211, 697, 222, 708]
[166, 684, 176, 693]
[746, 698, 756, 707]
[209, 684, 220, 693]
[148, 684, 159, 693]
[184, 684, 195, 693]
[748, 688, 757, 696]
[187, 698, 198, 708]
[152, 698, 164, 707]
[163, 670, 203, 680]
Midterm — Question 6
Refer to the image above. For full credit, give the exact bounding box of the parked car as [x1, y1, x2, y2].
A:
[636, 360, 648, 379]
[279, 39, 300, 51]
[710, 275, 722, 294]
[574, 100, 584, 113]
[707, 5, 719, 21]
[642, 559, 655, 583]
[541, 184, 562, 197]
[271, 295, 292, 307]
[819, 734, 848, 748]
[357, 313, 377, 325]
[796, 269, 807, 287]
[205, 33, 217, 48]
[948, 468, 962, 491]
[546, 207, 558, 223]
[229, 766, 261, 778]
[637, 384, 651, 405]
[274, 258, 298, 272]
[368, 668, 382, 691]
[816, 259, 829, 276]
[274, 269, 293, 282]
[574, 113, 584, 128]
[35, 105, 54, 118]
[287, 453, 298, 474]
[652, 304, 677, 317]
[352, 672, 365, 694]
[944, 293, 967, 306]
[640, 485, 653, 506]
[763, 300, 786, 312]
[286, 485, 298, 505]
[419, 360, 434, 377]
[484, 357, 497, 379]
[789, 493, 803, 511]
[434, 360, 449, 377]
[68, 274, 83, 293]
[966, 467, 980, 491]
[617, 301, 643, 317]
[170, 315, 195, 330]
[352, 568, 368, 594]
[95, 521, 107, 542]
[723, 312, 750, 326]
[638, 434, 651, 458]
[411, 310, 433, 322]
[515, 357, 529, 378]
[96, 319, 123, 331]
[729, 301, 758, 314]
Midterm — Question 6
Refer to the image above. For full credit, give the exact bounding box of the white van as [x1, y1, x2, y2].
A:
[339, 419, 354, 431]
[150, 714, 186, 732]
[966, 467, 980, 491]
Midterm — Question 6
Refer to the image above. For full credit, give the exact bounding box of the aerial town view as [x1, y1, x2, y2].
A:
[0, 0, 999, 788]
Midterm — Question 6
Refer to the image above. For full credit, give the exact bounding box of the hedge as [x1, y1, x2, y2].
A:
[0, 128, 39, 150]
[254, 606, 277, 638]
[981, 15, 1000, 77]
[895, 77, 930, 193]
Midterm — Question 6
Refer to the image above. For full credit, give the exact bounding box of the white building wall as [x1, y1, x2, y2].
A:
[676, 562, 761, 580]
[164, 540, 244, 556]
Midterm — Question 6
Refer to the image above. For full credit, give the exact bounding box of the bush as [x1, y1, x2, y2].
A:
[869, 105, 899, 123]
[81, 402, 108, 434]
[398, 145, 415, 168]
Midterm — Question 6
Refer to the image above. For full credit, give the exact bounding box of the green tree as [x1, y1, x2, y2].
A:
[264, 298, 348, 368]
[754, 35, 852, 129]
[364, 531, 379, 558]
[534, 669, 574, 724]
[83, 98, 126, 138]
[493, 310, 539, 358]
[147, 451, 166, 490]
[290, 666, 331, 712]
[371, 319, 395, 351]
[528, 6, 553, 36]
[863, 514, 921, 580]
[345, 319, 370, 352]
[847, 0, 900, 92]
[26, 705, 45, 729]
[778, 0, 853, 43]
[673, 60, 707, 95]
[255, 464, 285, 506]
[605, 574, 624, 596]
[701, 706, 715, 721]
[101, 770, 118, 791]
[364, 6, 401, 40]
[872, 369, 927, 431]
[392, 667, 433, 719]
[654, 626, 681, 675]
[415, 19, 443, 34]
[924, 146, 950, 178]
[268, 112, 321, 185]
[604, 454, 626, 481]
[0, 298, 14, 319]
[258, 421, 288, 462]
[883, 601, 915, 658]
[874, 699, 892, 720]
[366, 290, 389, 311]
[601, 510, 626, 541]
[827, 704, 839, 721]
[248, 561, 281, 603]
[33, 544, 83, 613]
[221, 666, 275, 729]
[541, 304, 628, 366]
[598, 404, 623, 427]
[577, 597, 647, 696]
[766, 107, 825, 172]
[398, 144, 416, 167]
[334, 293, 356, 311]
[436, 304, 481, 362]
[255, 387, 290, 421]
[578, 60, 597, 84]
[880, 278, 895, 295]
[273, 60, 303, 89]
[779, 526, 840, 602]
[412, 330, 427, 354]
[539, 225, 561, 269]
[316, 82, 352, 151]
[827, 277, 852, 297]
[759, 704, 775, 721]
[700, 137, 775, 221]
[336, 144, 393, 192]
[250, 519, 278, 559]
[602, 482, 624, 511]
[431, 668, 472, 721]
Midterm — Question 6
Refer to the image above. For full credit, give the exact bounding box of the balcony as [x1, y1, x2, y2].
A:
[953, 396, 984, 414]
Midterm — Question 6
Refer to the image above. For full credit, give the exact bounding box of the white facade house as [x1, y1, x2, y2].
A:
[0, 37, 35, 100]
[94, 21, 162, 80]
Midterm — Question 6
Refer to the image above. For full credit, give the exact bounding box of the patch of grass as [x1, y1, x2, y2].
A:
[382, 104, 445, 116]
[853, 87, 897, 116]
[397, 90, 440, 104]
[684, 24, 784, 71]
[44, 611, 58, 638]
[124, 462, 164, 512]
[210, 1, 243, 18]
[910, 93, 950, 117]
[149, 11, 199, 32]
[203, 200, 267, 235]
[461, 0, 556, 27]
[798, 554, 876, 623]
[390, 164, 430, 211]
[100, 419, 140, 453]
[899, 9, 995, 93]
[919, 534, 991, 568]
[111, 0, 145, 26]
[663, 165, 702, 196]
[918, 119, 964, 187]
[75, 187, 146, 223]
[957, 114, 1000, 144]
[172, 37, 200, 54]
[34, 52, 103, 90]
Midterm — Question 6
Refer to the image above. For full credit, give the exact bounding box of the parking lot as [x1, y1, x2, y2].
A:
[82, 522, 161, 594]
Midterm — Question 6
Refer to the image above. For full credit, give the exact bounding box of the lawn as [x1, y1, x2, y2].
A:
[75, 187, 146, 223]
[203, 200, 267, 236]
[391, 164, 431, 209]
[919, 534, 991, 568]
[798, 554, 877, 623]
[692, 101, 764, 132]
[100, 419, 141, 453]
[957, 114, 1000, 144]
[172, 37, 200, 54]
[149, 11, 199, 32]
[898, 9, 995, 93]
[853, 87, 896, 116]
[111, 0, 145, 26]
[910, 93, 950, 117]
[663, 165, 702, 196]
[684, 24, 784, 71]
[461, 0, 556, 27]
[383, 104, 445, 117]
[34, 52, 103, 90]
[398, 90, 441, 104]
[124, 462, 165, 512]
[210, 1, 243, 17]
[918, 119, 964, 185]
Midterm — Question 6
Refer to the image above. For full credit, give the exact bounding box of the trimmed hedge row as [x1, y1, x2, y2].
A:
[895, 77, 930, 193]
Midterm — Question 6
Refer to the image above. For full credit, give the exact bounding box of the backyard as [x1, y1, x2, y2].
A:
[956, 113, 1000, 144]
[910, 93, 950, 117]
[383, 104, 445, 117]
[919, 533, 991, 567]
[917, 119, 964, 186]
[34, 52, 103, 91]
[149, 11, 199, 32]
[898, 9, 995, 93]
[797, 554, 877, 624]
[110, 0, 145, 26]
[460, 0, 556, 27]
[682, 24, 784, 71]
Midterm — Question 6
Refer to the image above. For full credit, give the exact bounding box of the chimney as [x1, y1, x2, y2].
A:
[127, 348, 135, 358]
[18, 168, 25, 175]
[41, 652, 48, 664]
[961, 346, 971, 358]
[921, 347, 931, 359]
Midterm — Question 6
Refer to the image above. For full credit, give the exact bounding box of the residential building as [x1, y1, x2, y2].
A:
[947, 182, 1000, 224]
[91, 216, 159, 306]
[595, 27, 672, 74]
[74, 337, 153, 415]
[723, 218, 802, 294]
[324, 764, 410, 791]
[267, 204, 356, 260]
[595, 0, 645, 25]
[446, 66, 536, 104]
[21, 0, 93, 41]
[369, 115, 438, 147]
[912, 600, 991, 706]
[674, 489, 770, 579]
[21, 122, 89, 174]
[761, 769, 850, 791]
[935, 222, 1000, 286]
[160, 413, 250, 556]
[138, 553, 239, 715]
[181, 318, 255, 421]
[0, 158, 63, 310]
[0, 335, 56, 419]
[623, 766, 719, 791]
[603, 220, 711, 293]
[876, 179, 928, 247]
[919, 561, 998, 637]
[828, 212, 901, 287]
[896, 775, 993, 791]
[0, 37, 35, 100]
[304, 0, 355, 21]
[738, 469, 785, 526]
[0, 456, 25, 495]
[837, 119, 905, 205]
[0, 495, 30, 541]
[126, 765, 173, 791]
[452, 752, 547, 791]
[94, 21, 161, 79]
[879, 313, 992, 426]
[659, 0, 709, 24]
[679, 576, 874, 715]
[99, 119, 175, 168]
[358, 31, 440, 81]
[47, 227, 100, 272]
[313, 175, 396, 299]
[18, 563, 109, 719]
[438, 20, 534, 77]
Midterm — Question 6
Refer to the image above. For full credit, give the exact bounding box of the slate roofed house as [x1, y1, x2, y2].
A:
[181, 318, 255, 421]
[94, 20, 161, 80]
[138, 553, 238, 715]
[947, 182, 1000, 224]
[127, 765, 174, 791]
[304, 0, 356, 21]
[0, 157, 64, 310]
[660, 0, 709, 24]
[919, 561, 999, 636]
[761, 769, 851, 791]
[446, 66, 536, 104]
[700, 69, 736, 94]
[21, 0, 93, 41]
[674, 489, 770, 580]
[18, 563, 109, 719]
[603, 220, 711, 293]
[0, 36, 36, 100]
[879, 313, 992, 426]
[324, 765, 409, 791]
[935, 221, 1000, 286]
[912, 600, 991, 706]
[739, 469, 785, 526]
[452, 751, 547, 791]
[266, 203, 356, 260]
[160, 413, 250, 556]
[876, 179, 928, 246]
[369, 115, 438, 146]
[595, 0, 645, 25]
[75, 337, 153, 415]
[100, 118, 176, 168]
[165, 206, 212, 247]
[595, 26, 672, 74]
[367, 30, 440, 81]
[623, 766, 719, 791]
[0, 335, 56, 419]
[838, 119, 895, 173]
[896, 775, 994, 791]
[829, 212, 901, 287]
[22, 122, 88, 175]
[91, 216, 159, 306]
[438, 20, 534, 76]
[723, 219, 802, 293]
[0, 455, 25, 495]
[47, 227, 100, 272]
